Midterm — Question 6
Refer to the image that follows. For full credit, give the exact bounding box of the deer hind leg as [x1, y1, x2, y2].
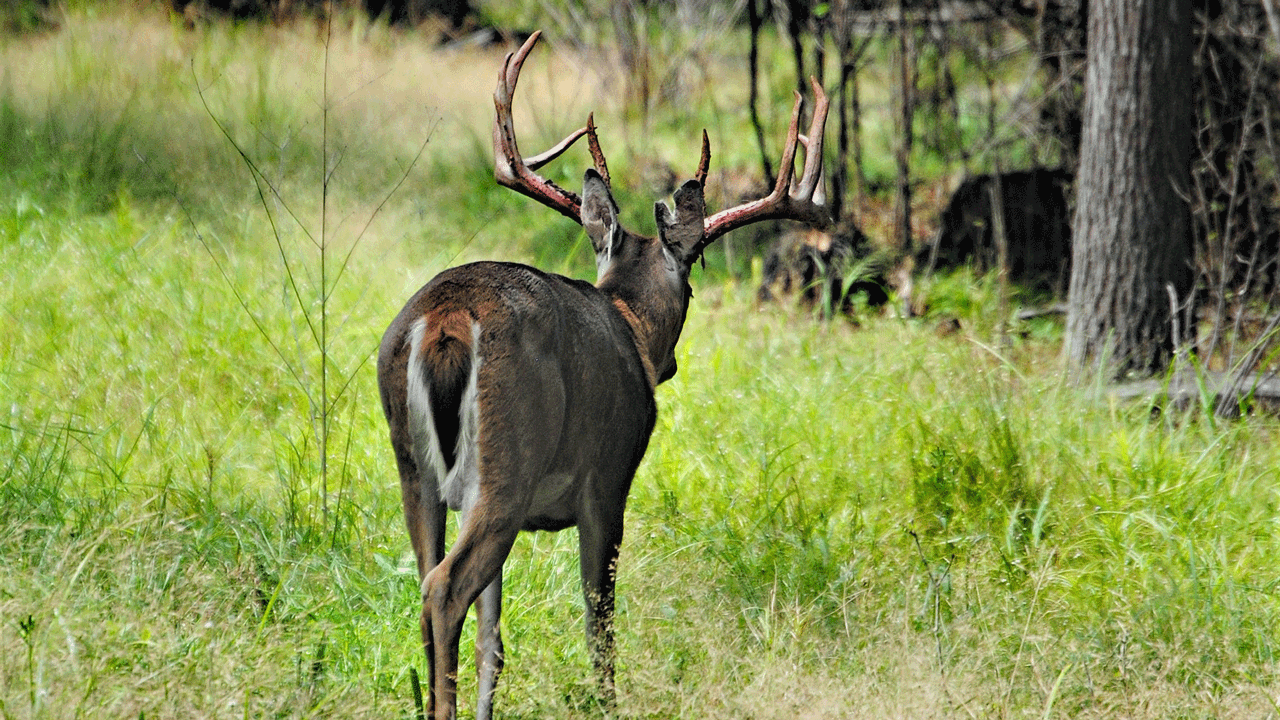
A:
[423, 506, 520, 720]
[473, 571, 504, 720]
[384, 369, 447, 708]
[578, 509, 625, 706]
[401, 311, 476, 715]
[397, 454, 446, 710]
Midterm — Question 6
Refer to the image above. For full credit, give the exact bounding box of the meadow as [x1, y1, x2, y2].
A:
[2, 6, 1279, 718]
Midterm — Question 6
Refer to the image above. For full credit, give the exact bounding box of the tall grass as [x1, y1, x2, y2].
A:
[2, 6, 1280, 719]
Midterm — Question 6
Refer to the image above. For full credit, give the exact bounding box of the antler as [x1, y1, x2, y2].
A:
[493, 31, 601, 222]
[692, 78, 831, 258]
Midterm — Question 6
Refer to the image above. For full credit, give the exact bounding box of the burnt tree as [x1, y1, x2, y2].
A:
[919, 168, 1073, 293]
[1066, 0, 1194, 377]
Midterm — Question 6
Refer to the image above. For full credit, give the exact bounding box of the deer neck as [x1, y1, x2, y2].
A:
[597, 246, 690, 389]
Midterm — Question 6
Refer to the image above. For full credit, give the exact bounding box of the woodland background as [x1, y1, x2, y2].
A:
[2, 0, 1280, 717]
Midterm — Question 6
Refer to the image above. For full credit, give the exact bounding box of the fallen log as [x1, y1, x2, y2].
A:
[1109, 371, 1280, 417]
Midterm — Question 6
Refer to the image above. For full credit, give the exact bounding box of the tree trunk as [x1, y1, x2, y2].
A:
[783, 0, 809, 98]
[1065, 0, 1194, 378]
[850, 65, 864, 212]
[834, 62, 852, 223]
[747, 0, 774, 185]
[829, 0, 872, 224]
[893, 1, 917, 251]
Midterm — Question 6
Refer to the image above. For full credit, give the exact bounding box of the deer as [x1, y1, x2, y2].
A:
[376, 31, 830, 720]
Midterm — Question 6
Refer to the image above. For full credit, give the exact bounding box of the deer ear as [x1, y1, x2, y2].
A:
[655, 179, 706, 263]
[582, 169, 620, 256]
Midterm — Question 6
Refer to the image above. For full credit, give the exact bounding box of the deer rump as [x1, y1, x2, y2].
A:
[392, 260, 657, 533]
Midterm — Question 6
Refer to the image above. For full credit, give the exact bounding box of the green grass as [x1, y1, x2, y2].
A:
[3, 6, 1280, 719]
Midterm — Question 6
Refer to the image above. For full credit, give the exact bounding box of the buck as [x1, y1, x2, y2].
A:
[377, 31, 830, 720]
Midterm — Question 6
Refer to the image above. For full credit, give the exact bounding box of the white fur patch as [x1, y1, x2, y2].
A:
[405, 318, 484, 511]
[595, 225, 617, 281]
[442, 322, 482, 512]
[660, 244, 686, 290]
[406, 317, 447, 498]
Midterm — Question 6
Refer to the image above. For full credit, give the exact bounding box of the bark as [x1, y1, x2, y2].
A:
[1065, 0, 1194, 378]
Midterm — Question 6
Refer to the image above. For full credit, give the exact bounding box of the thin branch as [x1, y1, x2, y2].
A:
[193, 61, 323, 352]
[328, 121, 436, 300]
[133, 147, 307, 393]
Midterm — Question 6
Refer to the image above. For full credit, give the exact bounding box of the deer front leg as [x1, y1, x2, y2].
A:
[578, 515, 624, 706]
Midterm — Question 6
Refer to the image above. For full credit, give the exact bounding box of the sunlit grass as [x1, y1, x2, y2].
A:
[2, 5, 1280, 719]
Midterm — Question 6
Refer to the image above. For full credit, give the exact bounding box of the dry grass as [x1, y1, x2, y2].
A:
[3, 6, 1280, 720]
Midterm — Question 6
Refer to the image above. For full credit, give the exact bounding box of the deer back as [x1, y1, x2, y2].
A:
[378, 259, 658, 530]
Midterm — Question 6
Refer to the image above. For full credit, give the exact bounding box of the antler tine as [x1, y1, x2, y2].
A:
[493, 30, 589, 222]
[524, 126, 589, 171]
[797, 135, 827, 206]
[698, 79, 831, 250]
[764, 90, 805, 200]
[694, 130, 711, 187]
[792, 77, 830, 201]
[585, 113, 612, 189]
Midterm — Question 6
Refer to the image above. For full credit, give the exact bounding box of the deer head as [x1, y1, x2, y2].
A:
[492, 30, 830, 385]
